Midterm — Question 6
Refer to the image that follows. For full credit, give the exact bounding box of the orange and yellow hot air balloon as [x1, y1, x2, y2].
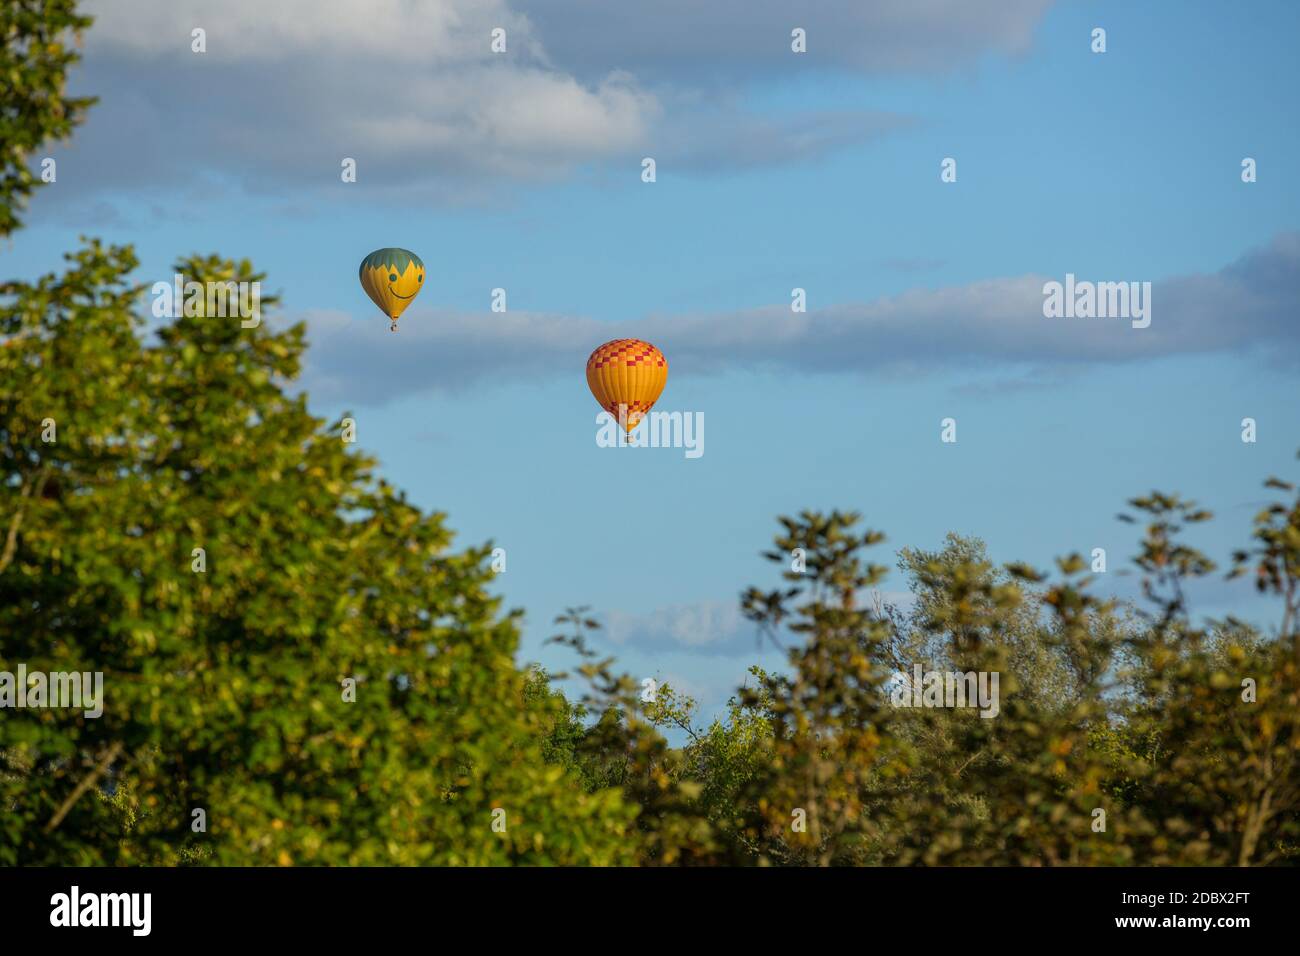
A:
[359, 247, 424, 332]
[586, 338, 668, 432]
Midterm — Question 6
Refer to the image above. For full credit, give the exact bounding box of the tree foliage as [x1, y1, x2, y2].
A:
[0, 0, 95, 237]
[0, 246, 639, 864]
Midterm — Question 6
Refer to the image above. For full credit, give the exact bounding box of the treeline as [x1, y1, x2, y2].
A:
[531, 506, 1300, 865]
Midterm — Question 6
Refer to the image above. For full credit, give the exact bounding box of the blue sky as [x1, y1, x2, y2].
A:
[5, 0, 1299, 721]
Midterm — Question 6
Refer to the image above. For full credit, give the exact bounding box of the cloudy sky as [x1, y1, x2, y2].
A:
[7, 0, 1300, 723]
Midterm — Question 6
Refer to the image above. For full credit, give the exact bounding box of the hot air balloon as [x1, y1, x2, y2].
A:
[359, 248, 425, 331]
[586, 338, 668, 433]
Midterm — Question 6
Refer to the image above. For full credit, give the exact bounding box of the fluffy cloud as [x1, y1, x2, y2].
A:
[69, 0, 656, 194]
[84, 0, 1052, 76]
[85, 0, 536, 63]
[596, 590, 916, 658]
[604, 601, 752, 655]
[297, 232, 1300, 405]
[52, 0, 1053, 204]
[526, 0, 1055, 82]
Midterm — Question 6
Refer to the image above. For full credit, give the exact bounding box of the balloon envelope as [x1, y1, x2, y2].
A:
[586, 338, 668, 432]
[359, 248, 425, 327]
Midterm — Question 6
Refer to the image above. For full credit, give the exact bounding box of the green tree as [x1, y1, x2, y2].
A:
[674, 496, 1299, 867]
[735, 511, 909, 865]
[546, 608, 717, 864]
[1111, 488, 1300, 864]
[0, 247, 637, 864]
[0, 0, 95, 237]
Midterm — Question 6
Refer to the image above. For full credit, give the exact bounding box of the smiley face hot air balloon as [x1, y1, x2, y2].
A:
[359, 248, 425, 331]
[586, 338, 668, 433]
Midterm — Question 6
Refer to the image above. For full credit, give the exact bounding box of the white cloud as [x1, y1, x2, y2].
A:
[604, 601, 752, 654]
[523, 0, 1055, 81]
[70, 0, 658, 193]
[56, 0, 1054, 203]
[85, 0, 536, 63]
[296, 233, 1300, 405]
